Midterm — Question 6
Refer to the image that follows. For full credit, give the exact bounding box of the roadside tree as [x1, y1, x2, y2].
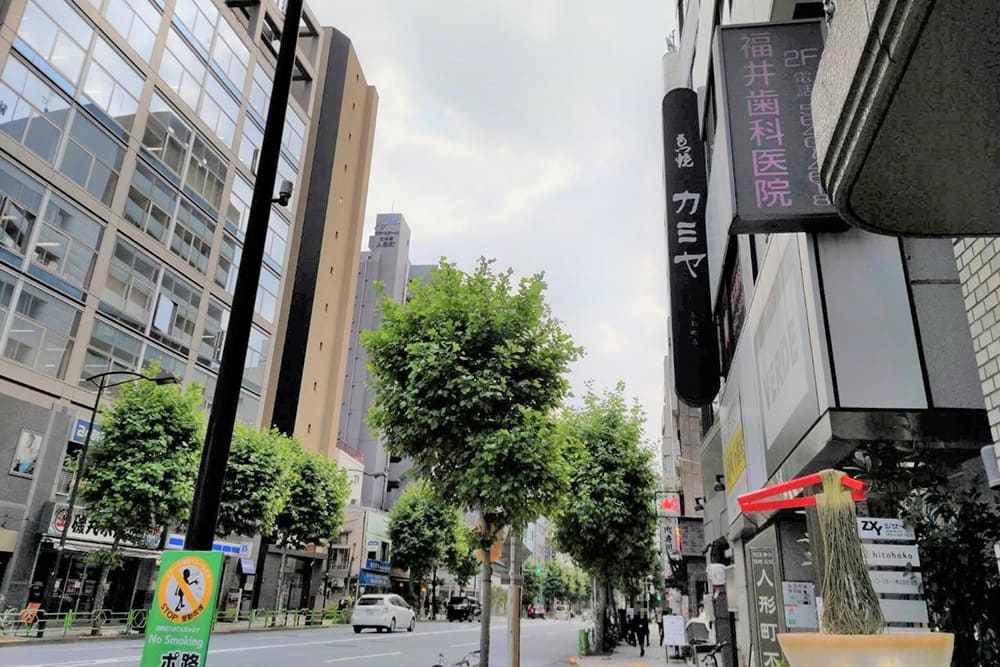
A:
[389, 482, 456, 614]
[363, 259, 581, 667]
[554, 385, 658, 653]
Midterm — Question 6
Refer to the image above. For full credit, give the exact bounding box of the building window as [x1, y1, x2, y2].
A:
[31, 193, 103, 290]
[124, 162, 177, 243]
[215, 233, 240, 294]
[265, 209, 288, 269]
[0, 159, 45, 257]
[170, 200, 215, 273]
[160, 29, 206, 110]
[3, 281, 81, 378]
[142, 94, 194, 180]
[103, 238, 159, 331]
[184, 135, 227, 210]
[0, 268, 15, 330]
[141, 341, 186, 379]
[225, 174, 253, 235]
[80, 36, 144, 134]
[211, 19, 249, 94]
[85, 0, 161, 62]
[248, 65, 271, 123]
[239, 117, 263, 172]
[80, 318, 142, 382]
[198, 74, 239, 148]
[58, 113, 125, 206]
[282, 108, 306, 163]
[0, 56, 72, 165]
[256, 266, 279, 322]
[197, 298, 228, 368]
[191, 367, 259, 424]
[151, 268, 200, 351]
[243, 325, 269, 393]
[16, 0, 93, 88]
[172, 0, 218, 56]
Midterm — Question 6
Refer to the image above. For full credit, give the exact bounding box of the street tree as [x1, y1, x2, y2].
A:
[389, 482, 456, 613]
[217, 425, 298, 538]
[445, 523, 481, 591]
[522, 561, 544, 610]
[363, 258, 581, 666]
[554, 385, 658, 653]
[542, 560, 572, 604]
[272, 446, 350, 609]
[78, 364, 203, 612]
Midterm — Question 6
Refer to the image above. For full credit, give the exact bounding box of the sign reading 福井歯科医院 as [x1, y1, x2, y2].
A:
[716, 20, 846, 234]
[662, 88, 720, 407]
[141, 550, 223, 667]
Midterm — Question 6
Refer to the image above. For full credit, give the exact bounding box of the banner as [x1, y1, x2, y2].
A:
[662, 88, 720, 406]
[141, 550, 224, 667]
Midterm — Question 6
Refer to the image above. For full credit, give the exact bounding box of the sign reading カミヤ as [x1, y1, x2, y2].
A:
[717, 20, 845, 233]
[141, 550, 223, 667]
[662, 88, 720, 406]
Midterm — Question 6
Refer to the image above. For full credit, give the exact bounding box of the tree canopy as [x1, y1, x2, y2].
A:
[79, 364, 203, 545]
[389, 482, 456, 584]
[274, 447, 350, 548]
[217, 425, 298, 538]
[444, 522, 480, 591]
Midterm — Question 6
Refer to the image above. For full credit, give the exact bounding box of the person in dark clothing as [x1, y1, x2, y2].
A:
[634, 611, 650, 656]
[656, 609, 665, 646]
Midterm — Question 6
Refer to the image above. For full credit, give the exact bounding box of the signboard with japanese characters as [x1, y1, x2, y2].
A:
[655, 491, 682, 517]
[781, 581, 818, 629]
[716, 21, 845, 233]
[749, 547, 784, 667]
[141, 550, 223, 667]
[662, 88, 721, 406]
[45, 503, 160, 550]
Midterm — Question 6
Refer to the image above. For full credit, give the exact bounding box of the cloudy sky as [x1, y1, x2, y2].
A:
[312, 1, 674, 441]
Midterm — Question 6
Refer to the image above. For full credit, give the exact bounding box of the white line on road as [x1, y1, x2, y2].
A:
[447, 642, 479, 648]
[324, 651, 401, 663]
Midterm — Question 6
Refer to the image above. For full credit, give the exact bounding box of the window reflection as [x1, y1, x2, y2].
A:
[3, 281, 81, 379]
[0, 57, 72, 165]
[32, 194, 103, 290]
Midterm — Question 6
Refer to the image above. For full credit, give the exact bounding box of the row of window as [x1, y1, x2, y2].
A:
[0, 260, 270, 409]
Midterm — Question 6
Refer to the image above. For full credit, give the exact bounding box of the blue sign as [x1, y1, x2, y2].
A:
[365, 558, 391, 573]
[359, 571, 391, 587]
[166, 534, 246, 555]
[71, 419, 92, 444]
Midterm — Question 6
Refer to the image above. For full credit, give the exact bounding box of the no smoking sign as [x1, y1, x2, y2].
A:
[158, 556, 214, 623]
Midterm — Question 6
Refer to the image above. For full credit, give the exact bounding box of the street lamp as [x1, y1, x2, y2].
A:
[48, 370, 177, 610]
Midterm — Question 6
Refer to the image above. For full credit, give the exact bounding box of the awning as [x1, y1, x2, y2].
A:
[41, 537, 159, 560]
[238, 558, 256, 575]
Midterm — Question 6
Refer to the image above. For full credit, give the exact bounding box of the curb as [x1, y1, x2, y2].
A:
[0, 621, 347, 648]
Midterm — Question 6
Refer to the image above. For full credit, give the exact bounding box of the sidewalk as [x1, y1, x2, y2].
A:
[571, 643, 686, 667]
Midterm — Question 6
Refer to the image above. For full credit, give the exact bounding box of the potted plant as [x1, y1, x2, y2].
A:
[739, 469, 953, 667]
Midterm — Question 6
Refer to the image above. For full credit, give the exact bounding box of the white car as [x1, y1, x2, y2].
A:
[352, 594, 416, 634]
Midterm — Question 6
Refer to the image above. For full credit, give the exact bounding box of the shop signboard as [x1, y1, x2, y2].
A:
[748, 547, 784, 666]
[856, 517, 915, 542]
[781, 581, 818, 629]
[141, 550, 223, 667]
[656, 492, 682, 517]
[45, 503, 159, 550]
[863, 543, 920, 569]
[662, 87, 721, 406]
[716, 21, 844, 233]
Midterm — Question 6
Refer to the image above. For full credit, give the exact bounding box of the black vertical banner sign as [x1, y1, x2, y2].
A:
[748, 547, 784, 667]
[663, 88, 720, 406]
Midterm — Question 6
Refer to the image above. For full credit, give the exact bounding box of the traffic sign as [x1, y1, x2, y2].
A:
[141, 550, 223, 667]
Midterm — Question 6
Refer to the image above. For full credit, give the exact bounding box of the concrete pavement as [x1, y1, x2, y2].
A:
[0, 619, 588, 667]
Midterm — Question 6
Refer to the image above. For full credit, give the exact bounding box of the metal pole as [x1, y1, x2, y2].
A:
[508, 532, 522, 667]
[48, 374, 105, 608]
[185, 0, 304, 550]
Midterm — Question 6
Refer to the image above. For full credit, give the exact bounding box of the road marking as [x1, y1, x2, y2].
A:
[448, 642, 479, 648]
[324, 651, 401, 663]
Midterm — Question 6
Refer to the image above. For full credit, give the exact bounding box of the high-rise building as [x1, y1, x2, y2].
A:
[338, 213, 432, 510]
[0, 0, 372, 611]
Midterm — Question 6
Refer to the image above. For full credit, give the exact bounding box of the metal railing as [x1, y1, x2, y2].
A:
[0, 606, 350, 640]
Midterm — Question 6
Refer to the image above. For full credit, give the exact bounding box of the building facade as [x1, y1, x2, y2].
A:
[664, 2, 990, 665]
[0, 0, 368, 611]
[338, 212, 432, 510]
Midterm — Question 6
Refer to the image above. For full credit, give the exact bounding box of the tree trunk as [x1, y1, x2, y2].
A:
[91, 540, 119, 635]
[275, 548, 288, 614]
[593, 578, 607, 655]
[479, 555, 493, 667]
[431, 565, 437, 621]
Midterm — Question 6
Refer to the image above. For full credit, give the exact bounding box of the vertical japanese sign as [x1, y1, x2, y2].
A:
[662, 88, 720, 406]
[748, 547, 784, 667]
[142, 550, 223, 667]
[718, 21, 844, 233]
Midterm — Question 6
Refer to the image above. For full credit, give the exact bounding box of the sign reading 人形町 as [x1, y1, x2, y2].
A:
[716, 20, 845, 233]
[662, 88, 720, 406]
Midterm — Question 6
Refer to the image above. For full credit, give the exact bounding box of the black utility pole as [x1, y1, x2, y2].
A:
[185, 0, 304, 551]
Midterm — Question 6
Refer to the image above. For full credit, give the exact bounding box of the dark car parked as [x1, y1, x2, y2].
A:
[447, 596, 481, 622]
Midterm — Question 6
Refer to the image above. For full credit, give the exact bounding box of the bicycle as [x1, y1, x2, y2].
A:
[432, 649, 480, 667]
[685, 640, 728, 667]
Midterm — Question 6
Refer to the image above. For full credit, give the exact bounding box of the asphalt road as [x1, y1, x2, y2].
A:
[1, 619, 586, 667]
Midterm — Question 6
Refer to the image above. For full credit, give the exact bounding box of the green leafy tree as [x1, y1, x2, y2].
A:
[389, 482, 456, 614]
[78, 364, 203, 612]
[363, 259, 581, 667]
[217, 425, 298, 538]
[543, 560, 572, 603]
[445, 523, 481, 591]
[554, 385, 658, 653]
[522, 561, 544, 609]
[849, 445, 1000, 665]
[272, 447, 350, 610]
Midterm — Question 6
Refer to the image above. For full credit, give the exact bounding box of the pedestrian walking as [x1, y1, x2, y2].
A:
[656, 608, 665, 646]
[634, 610, 650, 657]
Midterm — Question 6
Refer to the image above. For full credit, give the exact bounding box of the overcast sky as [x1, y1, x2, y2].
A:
[312, 1, 674, 442]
